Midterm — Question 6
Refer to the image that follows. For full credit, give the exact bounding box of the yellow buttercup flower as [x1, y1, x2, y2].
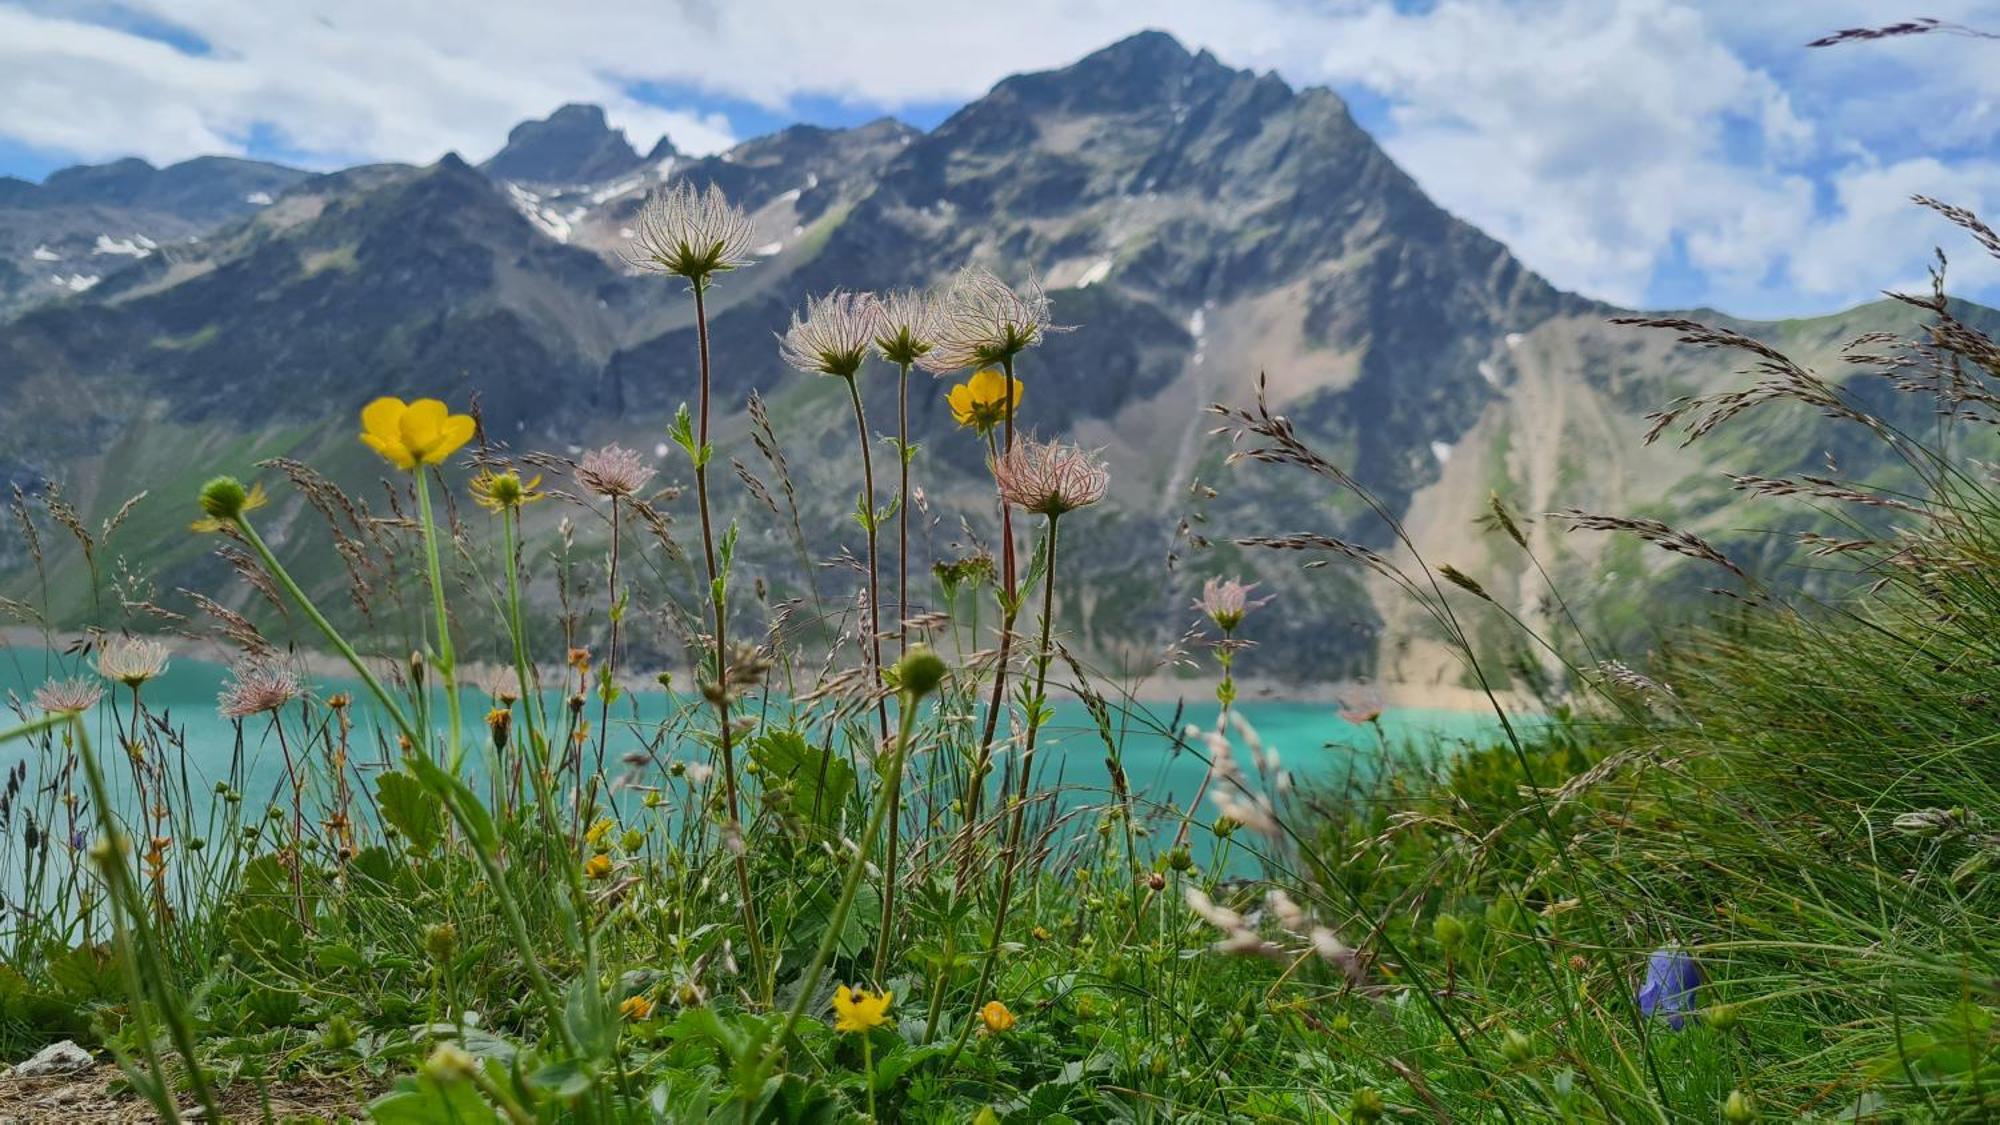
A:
[359, 397, 475, 471]
[947, 367, 1024, 432]
[583, 854, 613, 880]
[979, 1000, 1015, 1034]
[832, 985, 892, 1034]
[470, 469, 544, 512]
[585, 817, 616, 851]
[618, 994, 656, 1021]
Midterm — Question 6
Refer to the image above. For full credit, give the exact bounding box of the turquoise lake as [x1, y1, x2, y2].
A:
[0, 644, 1512, 841]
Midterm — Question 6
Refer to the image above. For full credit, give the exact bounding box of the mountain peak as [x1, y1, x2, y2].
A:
[482, 103, 645, 186]
[1085, 28, 1193, 66]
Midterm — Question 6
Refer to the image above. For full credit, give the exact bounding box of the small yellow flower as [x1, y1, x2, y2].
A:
[979, 1000, 1015, 1034]
[359, 397, 476, 471]
[583, 854, 613, 880]
[1032, 926, 1053, 942]
[585, 818, 616, 851]
[832, 984, 892, 1034]
[485, 707, 511, 751]
[618, 994, 656, 1021]
[947, 367, 1025, 432]
[470, 469, 544, 512]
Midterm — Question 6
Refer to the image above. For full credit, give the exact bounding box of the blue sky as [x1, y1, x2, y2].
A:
[5, 1, 2000, 317]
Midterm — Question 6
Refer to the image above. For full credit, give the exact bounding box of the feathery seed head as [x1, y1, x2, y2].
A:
[780, 290, 881, 379]
[35, 678, 103, 714]
[1196, 577, 1272, 632]
[871, 287, 942, 366]
[994, 437, 1109, 517]
[218, 661, 301, 719]
[576, 444, 656, 499]
[96, 636, 170, 688]
[919, 267, 1057, 374]
[622, 181, 755, 281]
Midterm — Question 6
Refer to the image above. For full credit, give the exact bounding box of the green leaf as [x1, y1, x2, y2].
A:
[367, 1074, 503, 1124]
[407, 756, 497, 853]
[376, 771, 443, 855]
[47, 943, 119, 1002]
[749, 727, 856, 832]
[564, 972, 616, 1061]
[527, 1059, 594, 1099]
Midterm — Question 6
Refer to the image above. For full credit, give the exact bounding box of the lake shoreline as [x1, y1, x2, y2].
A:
[2, 626, 1534, 715]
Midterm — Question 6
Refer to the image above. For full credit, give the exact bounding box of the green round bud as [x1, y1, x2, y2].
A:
[1350, 1087, 1386, 1122]
[893, 644, 949, 699]
[322, 1013, 357, 1051]
[1500, 1028, 1534, 1064]
[1707, 1002, 1740, 1032]
[197, 476, 250, 521]
[423, 922, 458, 964]
[1434, 913, 1468, 951]
[1212, 816, 1241, 839]
[1168, 845, 1194, 872]
[1722, 1089, 1756, 1123]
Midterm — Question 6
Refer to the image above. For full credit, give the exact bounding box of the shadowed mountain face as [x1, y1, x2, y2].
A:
[480, 104, 657, 186]
[0, 31, 1965, 687]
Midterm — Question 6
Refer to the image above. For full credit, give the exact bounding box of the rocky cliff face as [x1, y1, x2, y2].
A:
[0, 32, 1960, 687]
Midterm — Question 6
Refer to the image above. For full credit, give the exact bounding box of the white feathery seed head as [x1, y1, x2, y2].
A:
[622, 180, 755, 281]
[918, 267, 1058, 374]
[780, 290, 881, 379]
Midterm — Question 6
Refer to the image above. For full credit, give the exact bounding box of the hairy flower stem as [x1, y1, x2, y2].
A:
[946, 512, 1060, 1069]
[842, 372, 901, 977]
[415, 470, 464, 771]
[233, 516, 420, 749]
[690, 276, 767, 997]
[594, 498, 622, 785]
[895, 361, 912, 656]
[759, 692, 920, 1072]
[953, 417, 1021, 887]
[501, 510, 547, 779]
[844, 376, 892, 745]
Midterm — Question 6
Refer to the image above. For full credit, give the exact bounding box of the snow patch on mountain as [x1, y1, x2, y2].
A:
[94, 234, 155, 258]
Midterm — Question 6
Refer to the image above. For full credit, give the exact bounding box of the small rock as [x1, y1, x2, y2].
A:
[11, 1039, 93, 1077]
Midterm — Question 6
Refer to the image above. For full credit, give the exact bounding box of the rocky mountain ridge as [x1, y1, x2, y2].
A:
[0, 31, 1964, 689]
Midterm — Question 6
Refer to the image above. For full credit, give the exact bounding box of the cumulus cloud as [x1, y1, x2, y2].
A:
[4, 0, 2000, 316]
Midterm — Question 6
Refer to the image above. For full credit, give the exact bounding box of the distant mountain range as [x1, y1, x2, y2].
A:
[0, 31, 1980, 690]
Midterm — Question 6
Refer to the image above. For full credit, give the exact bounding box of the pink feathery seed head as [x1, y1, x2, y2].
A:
[620, 180, 755, 281]
[917, 267, 1059, 375]
[35, 678, 103, 715]
[779, 290, 881, 379]
[95, 636, 170, 687]
[871, 287, 942, 366]
[1196, 577, 1273, 631]
[577, 444, 656, 499]
[994, 437, 1109, 517]
[218, 661, 302, 720]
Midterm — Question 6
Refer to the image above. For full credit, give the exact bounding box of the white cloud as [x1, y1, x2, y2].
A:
[4, 0, 2000, 316]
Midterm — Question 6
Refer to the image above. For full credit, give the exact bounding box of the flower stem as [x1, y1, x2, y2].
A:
[233, 516, 419, 749]
[501, 509, 548, 773]
[690, 275, 768, 998]
[414, 469, 464, 772]
[760, 691, 920, 1071]
[844, 372, 900, 979]
[946, 511, 1060, 1071]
